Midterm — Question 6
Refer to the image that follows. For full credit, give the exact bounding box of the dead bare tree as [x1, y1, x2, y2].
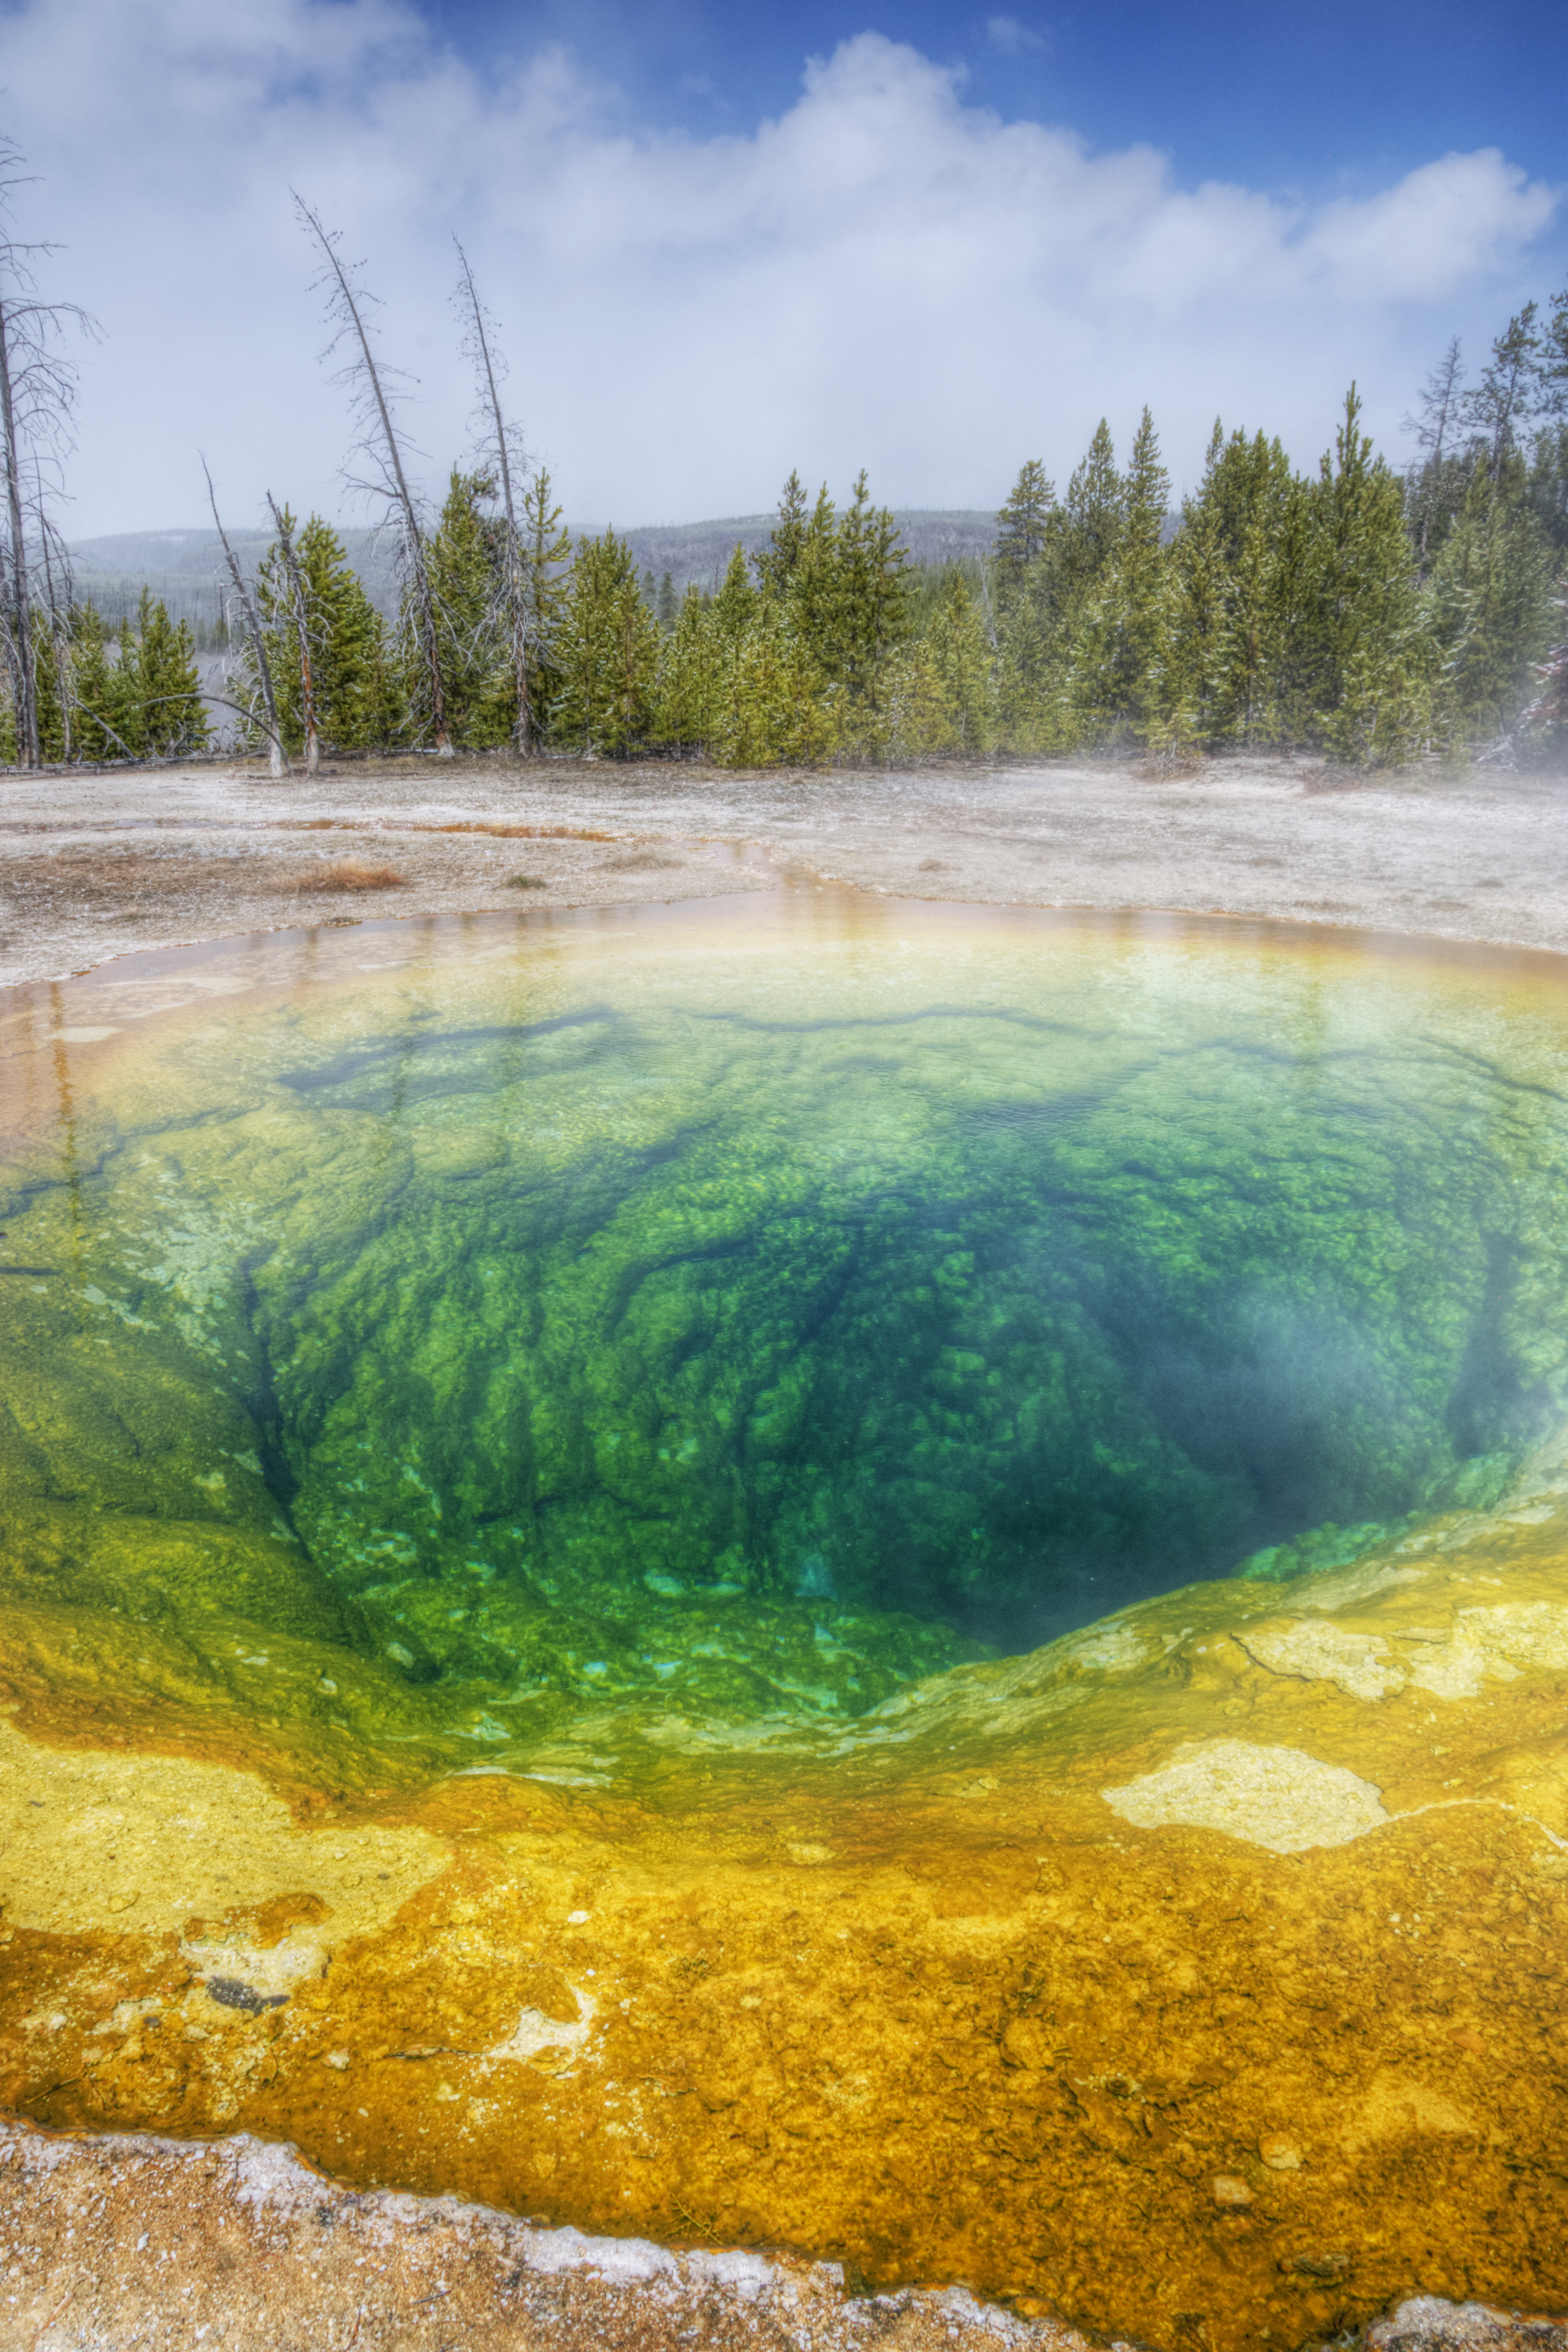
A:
[453, 238, 531, 754]
[1, 135, 96, 768]
[34, 487, 74, 762]
[265, 493, 320, 775]
[293, 192, 452, 756]
[202, 455, 289, 776]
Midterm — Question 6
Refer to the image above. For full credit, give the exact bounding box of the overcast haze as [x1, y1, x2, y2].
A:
[3, 0, 1565, 542]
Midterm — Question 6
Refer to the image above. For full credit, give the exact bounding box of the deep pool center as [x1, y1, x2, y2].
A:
[3, 890, 1567, 1776]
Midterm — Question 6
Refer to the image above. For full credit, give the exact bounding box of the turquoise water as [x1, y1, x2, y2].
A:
[3, 894, 1567, 1746]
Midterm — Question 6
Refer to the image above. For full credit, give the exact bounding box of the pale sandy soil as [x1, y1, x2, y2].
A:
[3, 745, 1567, 992]
[1, 2123, 1561, 2352]
[4, 749, 1567, 2352]
[0, 2122, 1104, 2352]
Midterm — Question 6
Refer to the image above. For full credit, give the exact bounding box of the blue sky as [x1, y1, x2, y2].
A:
[427, 0, 1568, 194]
[3, 0, 1564, 537]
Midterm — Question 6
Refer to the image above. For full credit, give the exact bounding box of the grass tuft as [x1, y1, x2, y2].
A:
[286, 860, 409, 894]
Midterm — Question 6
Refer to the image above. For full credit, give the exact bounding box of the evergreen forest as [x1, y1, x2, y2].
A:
[4, 291, 1567, 772]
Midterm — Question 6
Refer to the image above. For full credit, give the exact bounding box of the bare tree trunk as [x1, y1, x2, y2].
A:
[0, 299, 38, 767]
[36, 501, 70, 762]
[266, 493, 319, 776]
[1, 138, 95, 771]
[454, 240, 528, 755]
[203, 458, 289, 775]
[295, 194, 452, 757]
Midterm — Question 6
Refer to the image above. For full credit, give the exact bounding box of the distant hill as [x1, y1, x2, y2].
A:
[64, 526, 398, 635]
[594, 509, 999, 593]
[65, 508, 1000, 631]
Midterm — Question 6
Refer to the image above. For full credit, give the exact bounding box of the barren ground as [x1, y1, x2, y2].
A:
[3, 746, 1567, 991]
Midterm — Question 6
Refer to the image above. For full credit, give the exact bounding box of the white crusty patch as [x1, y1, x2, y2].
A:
[1235, 1602, 1568, 1705]
[487, 1987, 596, 2068]
[1101, 1738, 1390, 1854]
[1236, 1620, 1404, 1701]
[1462, 1600, 1568, 1673]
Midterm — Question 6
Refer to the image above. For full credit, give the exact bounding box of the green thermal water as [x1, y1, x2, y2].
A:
[3, 894, 1567, 1763]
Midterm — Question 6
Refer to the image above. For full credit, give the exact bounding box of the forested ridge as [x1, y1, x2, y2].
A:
[4, 216, 1565, 770]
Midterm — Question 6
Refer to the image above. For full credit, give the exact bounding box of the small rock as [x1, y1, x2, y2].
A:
[1285, 2251, 1351, 2281]
[1366, 2296, 1568, 2348]
[1259, 2135, 1304, 2170]
[206, 1977, 288, 2016]
[1211, 2175, 1253, 2207]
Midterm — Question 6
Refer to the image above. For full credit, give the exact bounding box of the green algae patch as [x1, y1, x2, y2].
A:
[3, 897, 1568, 1773]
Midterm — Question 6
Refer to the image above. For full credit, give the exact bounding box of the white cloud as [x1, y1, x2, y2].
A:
[1, 0, 1561, 537]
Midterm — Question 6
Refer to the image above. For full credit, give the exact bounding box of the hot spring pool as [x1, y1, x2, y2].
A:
[3, 889, 1567, 2348]
[3, 891, 1565, 1770]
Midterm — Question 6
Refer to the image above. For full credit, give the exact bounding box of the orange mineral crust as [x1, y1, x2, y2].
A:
[4, 1467, 1568, 2351]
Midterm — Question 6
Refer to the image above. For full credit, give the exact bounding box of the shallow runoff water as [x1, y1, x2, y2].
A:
[3, 887, 1567, 1785]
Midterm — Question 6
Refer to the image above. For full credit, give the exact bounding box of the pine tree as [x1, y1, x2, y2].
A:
[250, 510, 312, 760]
[1426, 456, 1557, 746]
[1464, 304, 1541, 477]
[834, 472, 912, 740]
[1523, 289, 1568, 563]
[1152, 494, 1231, 752]
[711, 544, 757, 648]
[920, 573, 995, 754]
[302, 519, 390, 750]
[655, 569, 678, 627]
[518, 468, 571, 749]
[64, 602, 126, 760]
[75, 588, 210, 759]
[715, 600, 834, 768]
[754, 471, 810, 600]
[1525, 594, 1568, 741]
[993, 460, 1056, 601]
[992, 455, 1068, 748]
[789, 485, 841, 679]
[552, 532, 659, 755]
[1163, 423, 1295, 744]
[1057, 422, 1123, 605]
[9, 603, 64, 762]
[138, 590, 208, 755]
[1043, 420, 1127, 745]
[1213, 431, 1294, 741]
[246, 513, 388, 755]
[1403, 338, 1469, 575]
[994, 586, 1066, 751]
[1537, 287, 1568, 420]
[426, 469, 512, 746]
[1109, 406, 1170, 732]
[653, 584, 722, 751]
[101, 617, 145, 755]
[1312, 386, 1429, 764]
